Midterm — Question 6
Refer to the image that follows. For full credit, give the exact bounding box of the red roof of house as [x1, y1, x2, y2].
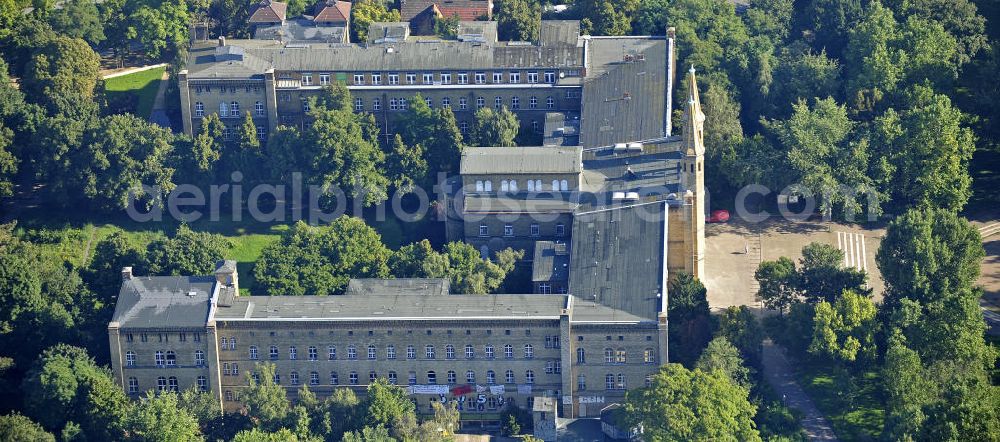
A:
[313, 0, 352, 23]
[249, 0, 287, 23]
[400, 0, 492, 22]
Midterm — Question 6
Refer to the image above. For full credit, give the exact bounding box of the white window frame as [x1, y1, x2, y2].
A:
[441, 73, 451, 84]
[405, 73, 416, 84]
[354, 74, 365, 84]
[493, 72, 503, 83]
[388, 74, 399, 85]
[544, 71, 555, 83]
[528, 72, 538, 83]
[423, 73, 434, 84]
[195, 102, 204, 117]
[475, 72, 486, 84]
[254, 101, 264, 116]
[458, 73, 468, 84]
[302, 73, 313, 86]
[319, 73, 330, 85]
[510, 72, 520, 83]
[372, 73, 382, 85]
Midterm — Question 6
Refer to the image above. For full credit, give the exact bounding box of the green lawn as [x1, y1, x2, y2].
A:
[792, 361, 885, 441]
[104, 66, 166, 118]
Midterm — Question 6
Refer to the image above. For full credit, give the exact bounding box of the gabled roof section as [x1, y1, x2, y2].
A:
[249, 0, 287, 23]
[110, 276, 217, 329]
[400, 0, 492, 22]
[313, 0, 351, 23]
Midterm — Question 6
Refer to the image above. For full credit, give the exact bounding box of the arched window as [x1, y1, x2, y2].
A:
[195, 102, 204, 117]
[347, 345, 357, 359]
[230, 101, 239, 115]
[617, 374, 626, 390]
[616, 349, 627, 364]
[577, 374, 586, 391]
[485, 344, 494, 359]
[465, 345, 475, 359]
[254, 101, 264, 116]
[446, 345, 455, 359]
[644, 348, 655, 364]
[269, 345, 278, 359]
[330, 371, 339, 385]
[125, 351, 135, 367]
[349, 371, 359, 385]
[328, 346, 336, 360]
[501, 180, 509, 192]
[368, 345, 377, 360]
[605, 374, 615, 390]
[195, 350, 205, 366]
[447, 370, 457, 384]
[427, 371, 437, 384]
[425, 345, 435, 359]
[369, 371, 377, 382]
[527, 180, 535, 191]
[219, 102, 229, 117]
[128, 377, 139, 394]
[525, 370, 534, 384]
[249, 346, 258, 360]
[310, 371, 319, 385]
[484, 180, 492, 191]
[560, 180, 568, 191]
[466, 370, 475, 383]
[290, 371, 299, 385]
[577, 348, 585, 364]
[475, 180, 483, 192]
[155, 350, 165, 366]
[605, 348, 614, 363]
[387, 371, 396, 384]
[486, 370, 496, 384]
[535, 180, 542, 191]
[157, 376, 167, 392]
[504, 344, 513, 359]
[505, 369, 514, 384]
[168, 376, 178, 392]
[289, 346, 297, 360]
[165, 350, 176, 366]
[510, 180, 518, 191]
[386, 345, 395, 359]
[552, 179, 559, 191]
[524, 344, 533, 359]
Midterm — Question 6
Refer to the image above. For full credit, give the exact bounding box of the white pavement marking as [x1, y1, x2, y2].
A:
[836, 231, 867, 273]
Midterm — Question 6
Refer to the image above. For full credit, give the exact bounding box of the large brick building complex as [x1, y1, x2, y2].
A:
[112, 20, 710, 427]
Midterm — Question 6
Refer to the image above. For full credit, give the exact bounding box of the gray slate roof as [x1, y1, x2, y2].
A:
[532, 241, 570, 283]
[568, 202, 669, 321]
[460, 146, 582, 175]
[580, 37, 670, 148]
[111, 276, 216, 329]
[254, 18, 348, 44]
[213, 293, 568, 321]
[346, 278, 450, 296]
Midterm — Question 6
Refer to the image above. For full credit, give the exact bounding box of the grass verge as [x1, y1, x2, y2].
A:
[792, 361, 884, 441]
[104, 66, 166, 118]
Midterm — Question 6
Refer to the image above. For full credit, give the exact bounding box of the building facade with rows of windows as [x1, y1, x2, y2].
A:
[177, 20, 675, 149]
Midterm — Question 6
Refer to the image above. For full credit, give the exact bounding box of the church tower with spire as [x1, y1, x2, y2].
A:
[681, 66, 706, 279]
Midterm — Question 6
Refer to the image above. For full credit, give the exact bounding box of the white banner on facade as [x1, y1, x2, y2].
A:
[489, 385, 505, 395]
[562, 395, 573, 405]
[578, 396, 605, 404]
[407, 385, 450, 395]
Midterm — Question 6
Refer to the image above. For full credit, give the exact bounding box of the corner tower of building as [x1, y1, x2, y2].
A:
[681, 66, 706, 279]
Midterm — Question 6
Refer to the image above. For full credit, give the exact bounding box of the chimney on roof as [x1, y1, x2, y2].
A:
[122, 266, 133, 280]
[215, 259, 239, 294]
[218, 36, 226, 47]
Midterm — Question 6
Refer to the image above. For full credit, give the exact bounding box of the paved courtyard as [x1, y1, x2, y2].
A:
[704, 217, 886, 311]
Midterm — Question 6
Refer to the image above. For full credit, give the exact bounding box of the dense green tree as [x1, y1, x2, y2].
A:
[625, 363, 761, 441]
[231, 428, 301, 442]
[797, 242, 869, 303]
[254, 218, 392, 296]
[342, 425, 394, 442]
[881, 338, 932, 440]
[578, 0, 634, 36]
[364, 378, 415, 438]
[0, 413, 56, 442]
[301, 86, 388, 207]
[630, 0, 669, 36]
[808, 290, 878, 364]
[394, 94, 464, 176]
[176, 113, 224, 186]
[793, 0, 863, 60]
[876, 208, 992, 369]
[715, 306, 764, 365]
[48, 0, 105, 46]
[495, 0, 540, 41]
[123, 392, 201, 442]
[471, 106, 519, 147]
[871, 85, 975, 213]
[385, 134, 427, 192]
[743, 0, 794, 44]
[754, 256, 798, 314]
[130, 0, 190, 60]
[350, 0, 400, 43]
[667, 0, 749, 91]
[392, 240, 523, 294]
[701, 82, 744, 192]
[86, 230, 145, 307]
[769, 46, 841, 116]
[242, 363, 290, 429]
[22, 36, 100, 115]
[667, 272, 712, 367]
[886, 0, 987, 65]
[21, 344, 128, 440]
[144, 225, 232, 276]
[696, 337, 751, 388]
[60, 114, 176, 212]
[763, 98, 880, 218]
